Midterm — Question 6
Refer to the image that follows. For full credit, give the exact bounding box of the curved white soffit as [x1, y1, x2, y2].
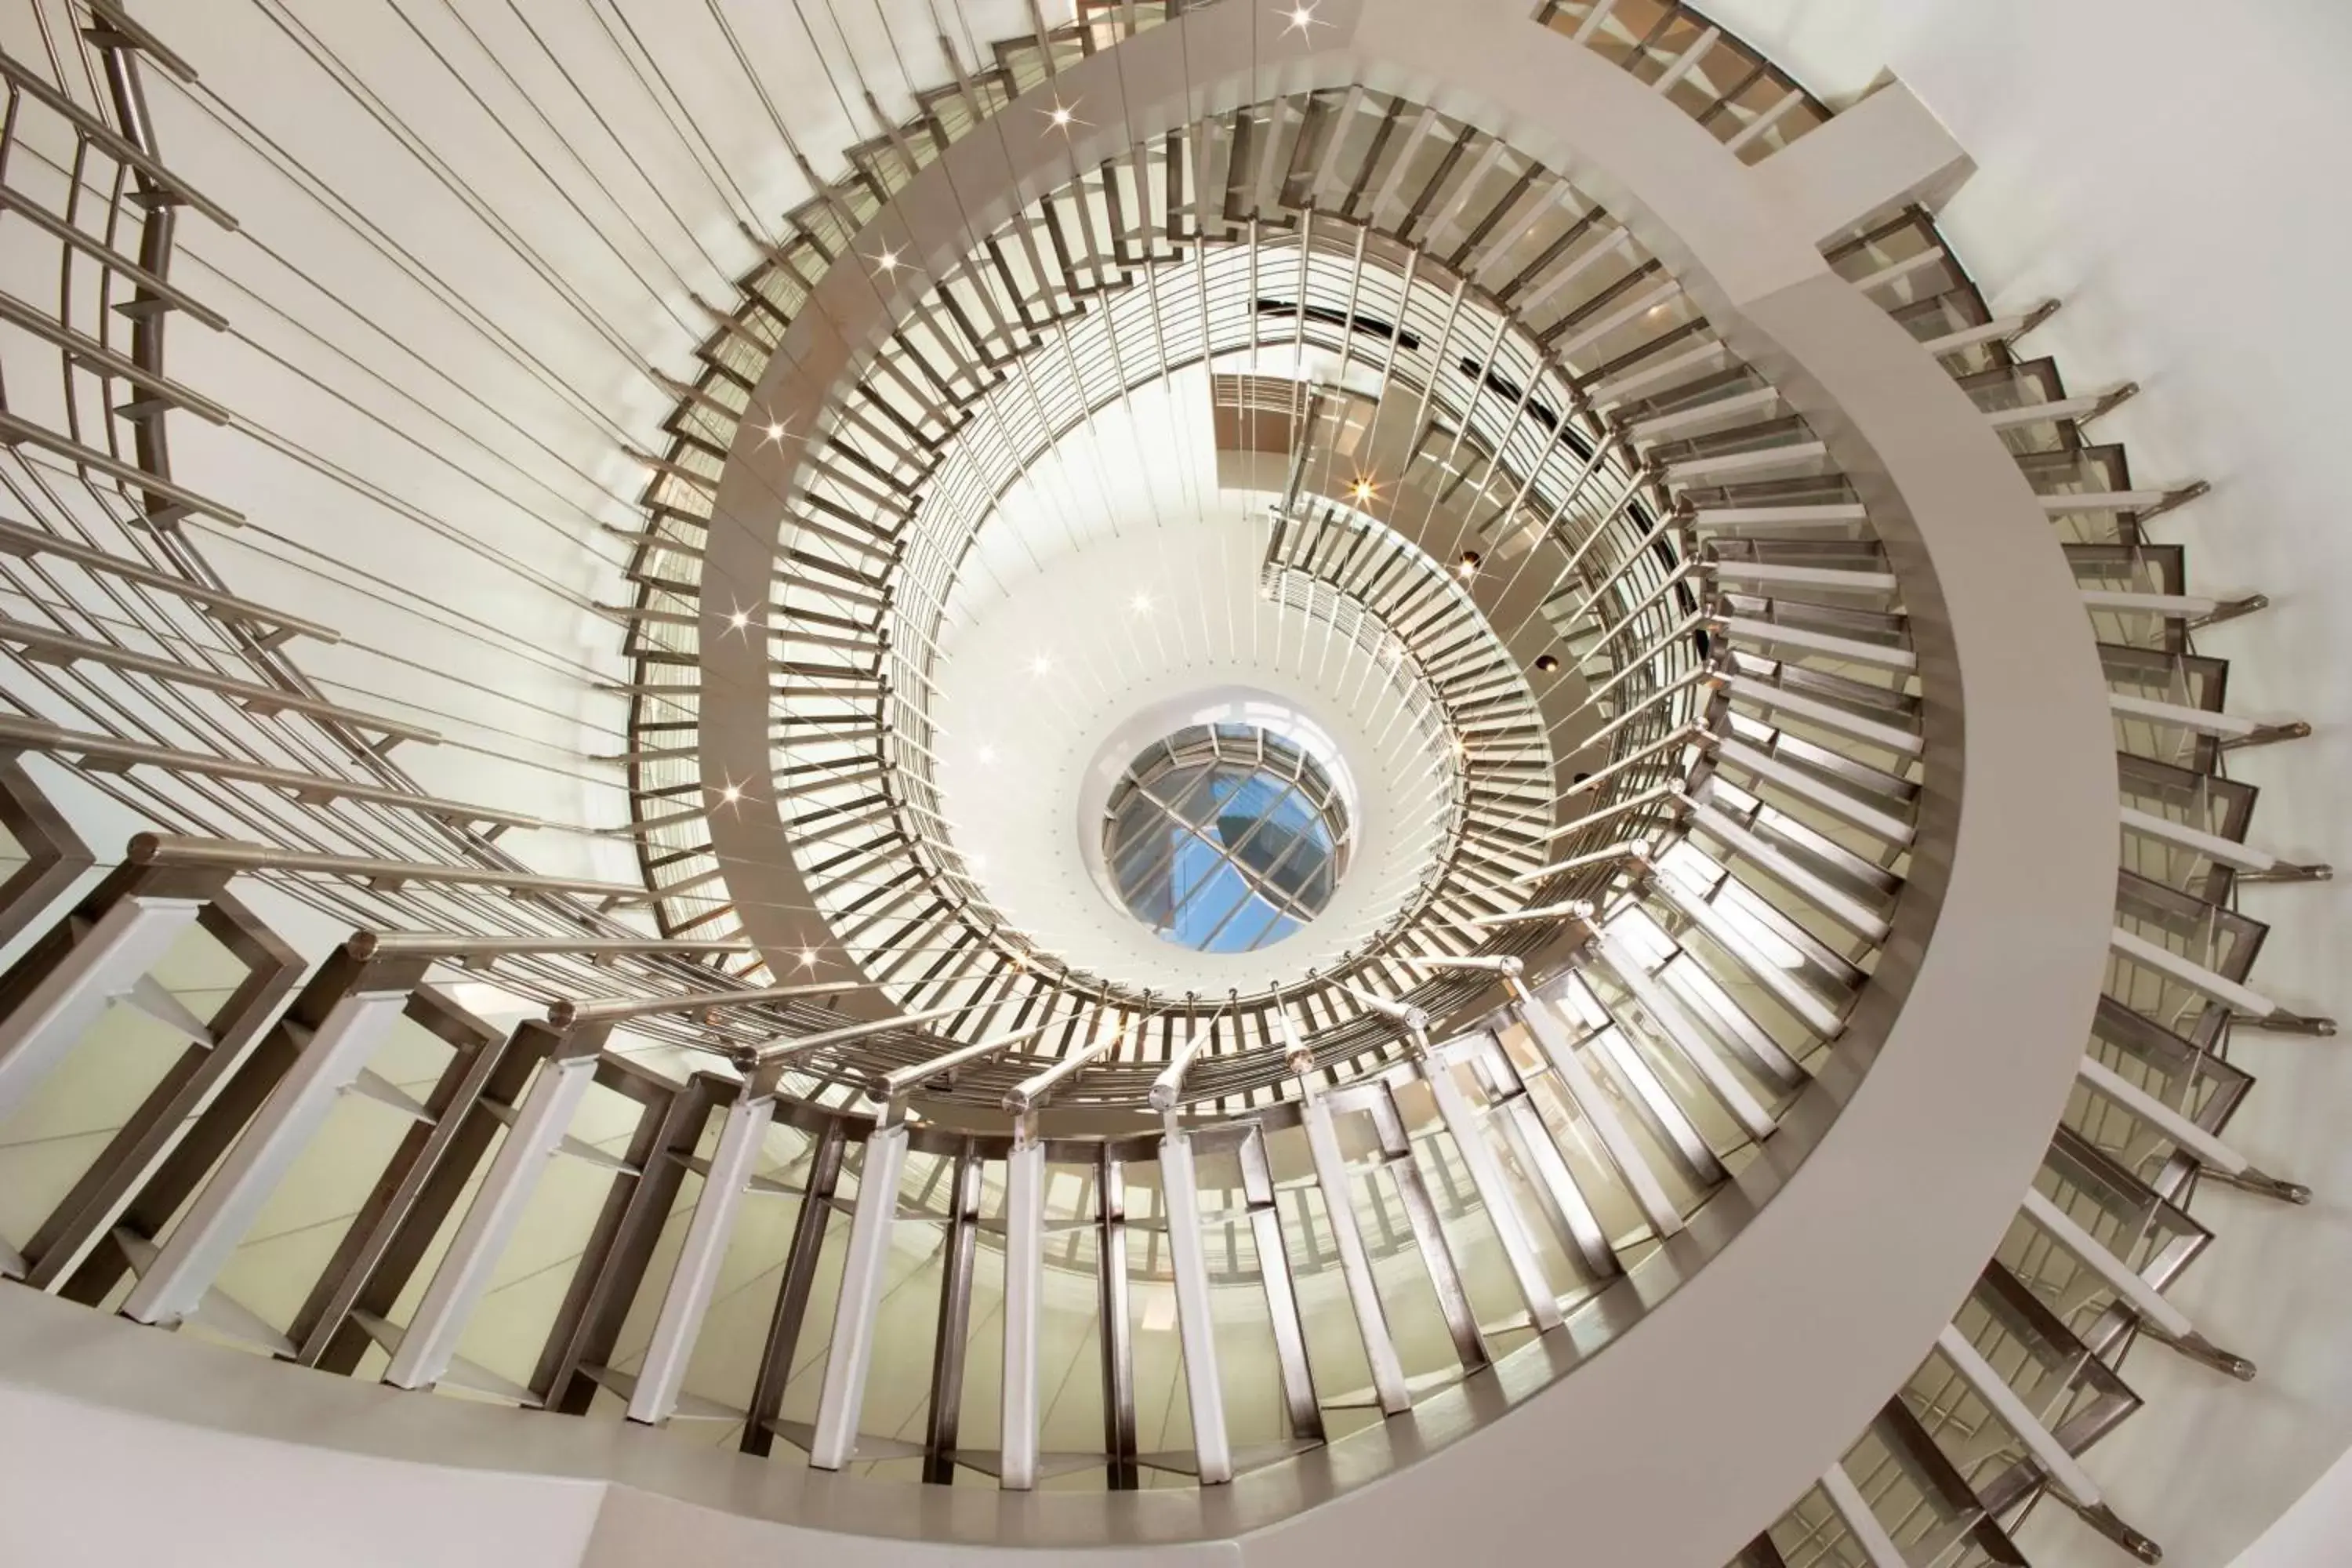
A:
[695, 2, 2118, 1561]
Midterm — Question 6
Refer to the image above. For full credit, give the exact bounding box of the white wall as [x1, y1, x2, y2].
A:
[2231, 1446, 2352, 1568]
[0, 1384, 604, 1568]
[1711, 2, 2352, 1563]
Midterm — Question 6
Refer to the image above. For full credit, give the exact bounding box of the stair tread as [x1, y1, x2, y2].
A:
[344, 1068, 437, 1124]
[767, 1420, 927, 1462]
[580, 1365, 745, 1423]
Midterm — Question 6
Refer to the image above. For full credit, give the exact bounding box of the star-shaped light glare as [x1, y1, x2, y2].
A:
[1281, 3, 1324, 38]
[1350, 476, 1377, 504]
[869, 245, 903, 275]
[720, 782, 742, 804]
[1040, 96, 1084, 134]
[727, 608, 750, 632]
[1131, 591, 1152, 613]
[798, 948, 818, 968]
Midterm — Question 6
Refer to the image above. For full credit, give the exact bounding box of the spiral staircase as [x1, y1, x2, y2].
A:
[0, 2, 2336, 1564]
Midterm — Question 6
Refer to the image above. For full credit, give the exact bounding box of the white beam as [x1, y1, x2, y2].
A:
[808, 1122, 909, 1470]
[2111, 691, 2259, 739]
[999, 1134, 1046, 1489]
[2110, 926, 2279, 1018]
[1299, 1091, 1410, 1413]
[1647, 869, 1849, 1039]
[2077, 1054, 2248, 1174]
[627, 1091, 775, 1425]
[1717, 615, 1918, 673]
[1715, 735, 1915, 847]
[1512, 995, 1683, 1237]
[1589, 928, 1776, 1142]
[1691, 801, 1893, 943]
[2118, 804, 2278, 874]
[1820, 1461, 1907, 1568]
[122, 987, 410, 1327]
[1420, 1054, 1562, 1329]
[0, 895, 203, 1124]
[2018, 1188, 2194, 1341]
[383, 1049, 597, 1389]
[1156, 1128, 1232, 1484]
[1936, 1322, 2103, 1505]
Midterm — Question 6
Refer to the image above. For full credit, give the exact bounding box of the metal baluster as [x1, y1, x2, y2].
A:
[922, 1142, 984, 1483]
[742, 1121, 848, 1457]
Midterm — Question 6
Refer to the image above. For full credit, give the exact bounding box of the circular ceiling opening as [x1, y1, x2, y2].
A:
[1102, 722, 1353, 953]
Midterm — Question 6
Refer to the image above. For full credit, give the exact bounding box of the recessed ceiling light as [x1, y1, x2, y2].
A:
[1350, 476, 1377, 503]
[721, 782, 742, 803]
[1535, 653, 1560, 673]
[1458, 550, 1482, 576]
[1030, 653, 1052, 675]
[1131, 592, 1152, 612]
[728, 609, 749, 630]
[797, 949, 818, 968]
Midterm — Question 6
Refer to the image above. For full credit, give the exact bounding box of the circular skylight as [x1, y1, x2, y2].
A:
[1102, 723, 1352, 953]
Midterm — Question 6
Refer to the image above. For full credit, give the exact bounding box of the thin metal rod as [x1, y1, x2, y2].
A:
[0, 518, 334, 640]
[1004, 1011, 1127, 1112]
[753, 1000, 970, 1065]
[868, 1011, 1066, 1102]
[0, 623, 434, 739]
[127, 833, 654, 902]
[0, 719, 543, 829]
[550, 978, 885, 1026]
[350, 933, 755, 960]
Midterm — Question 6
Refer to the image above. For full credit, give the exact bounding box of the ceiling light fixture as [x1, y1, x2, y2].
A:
[870, 245, 903, 275]
[1535, 653, 1560, 673]
[1350, 476, 1377, 503]
[1458, 550, 1482, 577]
[1030, 653, 1052, 676]
[1281, 2, 1324, 38]
[1131, 592, 1152, 612]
